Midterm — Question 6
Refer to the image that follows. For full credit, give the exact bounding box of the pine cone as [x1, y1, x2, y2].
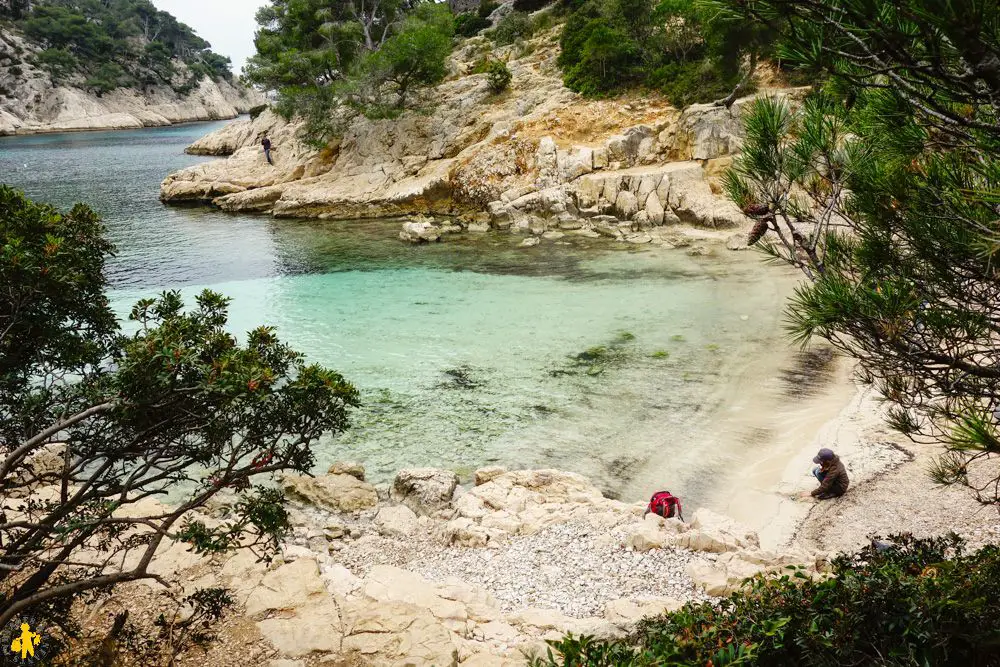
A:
[742, 202, 770, 216]
[747, 219, 769, 245]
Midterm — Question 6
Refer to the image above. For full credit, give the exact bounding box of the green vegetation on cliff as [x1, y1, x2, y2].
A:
[556, 0, 776, 104]
[0, 0, 232, 94]
[245, 0, 455, 145]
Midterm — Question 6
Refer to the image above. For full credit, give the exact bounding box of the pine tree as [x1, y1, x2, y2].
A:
[723, 0, 1000, 503]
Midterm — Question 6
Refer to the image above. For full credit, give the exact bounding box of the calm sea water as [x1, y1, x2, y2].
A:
[0, 121, 831, 509]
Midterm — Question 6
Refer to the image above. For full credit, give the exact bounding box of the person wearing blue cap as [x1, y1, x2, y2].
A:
[810, 448, 849, 500]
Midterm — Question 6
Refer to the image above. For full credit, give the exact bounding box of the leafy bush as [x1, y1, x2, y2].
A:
[492, 10, 534, 45]
[478, 0, 500, 17]
[84, 62, 128, 95]
[455, 12, 492, 37]
[33, 47, 78, 83]
[486, 59, 512, 93]
[557, 0, 769, 104]
[0, 187, 359, 655]
[535, 534, 1000, 666]
[558, 7, 638, 96]
[651, 59, 750, 109]
[7, 65, 22, 77]
[358, 3, 455, 109]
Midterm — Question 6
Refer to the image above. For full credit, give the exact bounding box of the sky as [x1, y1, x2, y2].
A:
[153, 0, 267, 75]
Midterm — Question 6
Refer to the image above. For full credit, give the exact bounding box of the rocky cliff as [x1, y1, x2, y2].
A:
[0, 27, 263, 135]
[160, 29, 807, 244]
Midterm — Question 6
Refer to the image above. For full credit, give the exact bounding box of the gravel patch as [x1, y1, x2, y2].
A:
[286, 506, 712, 618]
[412, 519, 712, 616]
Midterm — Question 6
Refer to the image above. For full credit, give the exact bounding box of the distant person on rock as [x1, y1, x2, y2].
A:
[262, 135, 273, 165]
[809, 448, 849, 500]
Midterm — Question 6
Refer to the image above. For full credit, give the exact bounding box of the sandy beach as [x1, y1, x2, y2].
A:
[744, 364, 1000, 554]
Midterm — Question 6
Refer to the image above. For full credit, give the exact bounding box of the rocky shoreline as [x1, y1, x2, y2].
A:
[34, 380, 1000, 667]
[157, 29, 806, 250]
[124, 465, 831, 667]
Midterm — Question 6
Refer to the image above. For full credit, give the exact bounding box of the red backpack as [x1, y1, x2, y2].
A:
[647, 491, 683, 521]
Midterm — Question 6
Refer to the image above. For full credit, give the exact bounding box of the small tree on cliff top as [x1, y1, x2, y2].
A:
[0, 187, 360, 653]
[722, 0, 1000, 503]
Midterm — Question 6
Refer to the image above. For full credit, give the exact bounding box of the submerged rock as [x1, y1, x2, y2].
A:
[401, 220, 442, 243]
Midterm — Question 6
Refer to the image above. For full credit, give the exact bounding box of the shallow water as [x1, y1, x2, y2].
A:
[0, 122, 846, 511]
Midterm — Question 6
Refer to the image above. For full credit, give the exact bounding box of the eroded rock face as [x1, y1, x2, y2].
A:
[0, 28, 262, 136]
[392, 468, 460, 516]
[160, 27, 802, 244]
[283, 473, 379, 512]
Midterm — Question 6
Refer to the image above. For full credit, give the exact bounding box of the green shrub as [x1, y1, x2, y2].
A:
[485, 59, 512, 93]
[536, 534, 1000, 667]
[477, 0, 500, 17]
[492, 11, 534, 45]
[33, 47, 78, 83]
[557, 0, 766, 102]
[455, 12, 491, 37]
[559, 13, 638, 96]
[85, 62, 128, 95]
[531, 8, 559, 34]
[651, 59, 749, 108]
[7, 64, 22, 77]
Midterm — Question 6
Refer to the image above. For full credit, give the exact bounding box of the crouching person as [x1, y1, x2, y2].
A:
[645, 490, 684, 521]
[810, 448, 849, 500]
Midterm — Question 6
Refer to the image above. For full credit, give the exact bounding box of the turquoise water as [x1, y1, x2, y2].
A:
[0, 122, 812, 507]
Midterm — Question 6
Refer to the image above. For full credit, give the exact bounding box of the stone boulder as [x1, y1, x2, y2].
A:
[244, 558, 327, 617]
[327, 461, 366, 481]
[474, 466, 508, 486]
[442, 517, 494, 547]
[685, 547, 817, 597]
[361, 565, 495, 634]
[283, 473, 379, 512]
[257, 600, 343, 658]
[623, 514, 687, 552]
[401, 220, 442, 243]
[10, 443, 68, 491]
[670, 508, 760, 554]
[604, 597, 683, 625]
[392, 468, 460, 516]
[375, 504, 420, 538]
